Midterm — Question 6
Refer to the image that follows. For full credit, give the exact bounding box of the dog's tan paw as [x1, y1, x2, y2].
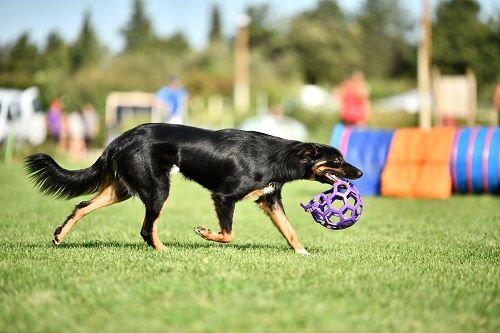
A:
[154, 244, 168, 252]
[295, 248, 310, 255]
[193, 225, 211, 239]
[53, 227, 63, 246]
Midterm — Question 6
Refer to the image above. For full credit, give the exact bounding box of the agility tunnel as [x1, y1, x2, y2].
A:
[330, 124, 394, 196]
[380, 127, 456, 199]
[451, 127, 500, 194]
[330, 125, 499, 198]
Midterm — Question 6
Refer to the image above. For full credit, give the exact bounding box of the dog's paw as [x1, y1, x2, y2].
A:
[53, 227, 63, 245]
[154, 244, 168, 252]
[295, 248, 310, 255]
[193, 225, 211, 238]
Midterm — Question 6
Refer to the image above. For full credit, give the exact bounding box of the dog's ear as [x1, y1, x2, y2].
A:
[294, 143, 320, 163]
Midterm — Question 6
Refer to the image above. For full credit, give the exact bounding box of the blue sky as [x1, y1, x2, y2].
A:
[0, 0, 498, 52]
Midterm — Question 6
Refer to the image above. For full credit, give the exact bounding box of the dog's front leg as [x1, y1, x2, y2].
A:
[194, 194, 234, 243]
[256, 195, 309, 255]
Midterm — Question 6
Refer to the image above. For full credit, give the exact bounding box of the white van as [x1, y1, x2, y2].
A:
[0, 87, 46, 145]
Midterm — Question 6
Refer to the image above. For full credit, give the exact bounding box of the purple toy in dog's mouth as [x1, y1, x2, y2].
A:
[301, 179, 363, 230]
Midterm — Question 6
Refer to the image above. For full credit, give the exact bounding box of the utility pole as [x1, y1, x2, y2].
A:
[418, 0, 432, 129]
[234, 14, 251, 114]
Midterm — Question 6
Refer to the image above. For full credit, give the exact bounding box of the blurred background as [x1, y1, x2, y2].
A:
[0, 0, 499, 159]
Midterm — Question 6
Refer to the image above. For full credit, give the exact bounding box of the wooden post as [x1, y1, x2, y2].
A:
[234, 14, 251, 114]
[418, 0, 432, 129]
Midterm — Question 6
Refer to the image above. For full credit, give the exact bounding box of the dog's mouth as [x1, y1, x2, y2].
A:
[324, 172, 340, 183]
[311, 161, 363, 184]
[312, 165, 341, 184]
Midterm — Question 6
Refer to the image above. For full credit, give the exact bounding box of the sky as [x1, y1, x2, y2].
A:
[0, 0, 498, 52]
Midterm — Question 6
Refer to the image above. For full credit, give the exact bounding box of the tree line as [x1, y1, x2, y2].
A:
[0, 0, 498, 112]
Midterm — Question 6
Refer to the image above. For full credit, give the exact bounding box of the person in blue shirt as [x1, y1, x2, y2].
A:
[154, 76, 188, 124]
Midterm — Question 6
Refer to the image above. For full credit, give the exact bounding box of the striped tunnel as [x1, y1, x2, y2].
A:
[330, 124, 394, 196]
[451, 127, 500, 194]
[331, 125, 500, 197]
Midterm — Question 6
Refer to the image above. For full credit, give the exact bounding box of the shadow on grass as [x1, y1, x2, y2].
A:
[167, 240, 287, 252]
[6, 239, 290, 252]
[58, 241, 144, 250]
[0, 240, 142, 250]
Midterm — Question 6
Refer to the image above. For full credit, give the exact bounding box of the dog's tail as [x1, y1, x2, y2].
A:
[24, 153, 107, 199]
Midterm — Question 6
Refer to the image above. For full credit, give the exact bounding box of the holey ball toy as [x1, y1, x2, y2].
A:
[301, 179, 363, 230]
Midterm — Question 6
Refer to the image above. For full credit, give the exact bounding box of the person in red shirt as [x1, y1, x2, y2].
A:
[337, 71, 370, 126]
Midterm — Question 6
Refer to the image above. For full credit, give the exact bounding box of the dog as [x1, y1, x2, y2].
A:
[25, 123, 362, 254]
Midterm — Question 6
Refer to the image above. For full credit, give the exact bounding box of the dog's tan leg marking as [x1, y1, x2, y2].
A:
[244, 189, 266, 201]
[244, 185, 276, 201]
[151, 200, 168, 251]
[257, 201, 309, 255]
[141, 200, 168, 251]
[53, 186, 119, 245]
[193, 226, 233, 243]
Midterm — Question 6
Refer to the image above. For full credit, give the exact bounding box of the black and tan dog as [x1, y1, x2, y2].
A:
[25, 123, 362, 254]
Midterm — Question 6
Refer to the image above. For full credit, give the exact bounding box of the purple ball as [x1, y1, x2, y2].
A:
[301, 179, 363, 230]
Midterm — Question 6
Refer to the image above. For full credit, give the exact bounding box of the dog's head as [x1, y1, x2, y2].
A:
[294, 143, 362, 184]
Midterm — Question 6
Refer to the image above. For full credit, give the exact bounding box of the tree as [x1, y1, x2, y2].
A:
[71, 10, 102, 71]
[5, 32, 38, 73]
[160, 32, 190, 55]
[356, 0, 414, 78]
[209, 4, 222, 43]
[121, 0, 156, 52]
[0, 45, 8, 73]
[492, 13, 500, 81]
[290, 0, 361, 83]
[245, 4, 293, 60]
[42, 31, 70, 71]
[246, 4, 277, 49]
[433, 0, 500, 84]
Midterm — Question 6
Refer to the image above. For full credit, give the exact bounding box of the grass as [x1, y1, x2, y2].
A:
[0, 160, 499, 333]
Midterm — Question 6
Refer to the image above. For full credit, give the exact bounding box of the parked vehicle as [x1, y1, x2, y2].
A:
[0, 87, 46, 145]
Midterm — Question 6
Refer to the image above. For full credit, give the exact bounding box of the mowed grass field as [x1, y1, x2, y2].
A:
[0, 160, 499, 333]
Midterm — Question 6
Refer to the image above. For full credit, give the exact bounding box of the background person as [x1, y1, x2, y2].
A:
[67, 110, 86, 159]
[46, 99, 63, 144]
[81, 102, 99, 149]
[336, 71, 370, 126]
[154, 76, 188, 124]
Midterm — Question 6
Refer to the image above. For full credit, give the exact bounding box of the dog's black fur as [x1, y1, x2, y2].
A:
[25, 123, 362, 254]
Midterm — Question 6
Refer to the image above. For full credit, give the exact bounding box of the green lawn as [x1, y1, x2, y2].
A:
[0, 160, 499, 333]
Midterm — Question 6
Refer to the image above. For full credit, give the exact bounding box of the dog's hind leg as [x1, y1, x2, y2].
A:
[139, 184, 170, 251]
[53, 185, 123, 245]
[194, 194, 234, 243]
[256, 194, 309, 255]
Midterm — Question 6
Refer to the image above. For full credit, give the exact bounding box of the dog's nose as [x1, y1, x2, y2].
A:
[356, 169, 363, 178]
